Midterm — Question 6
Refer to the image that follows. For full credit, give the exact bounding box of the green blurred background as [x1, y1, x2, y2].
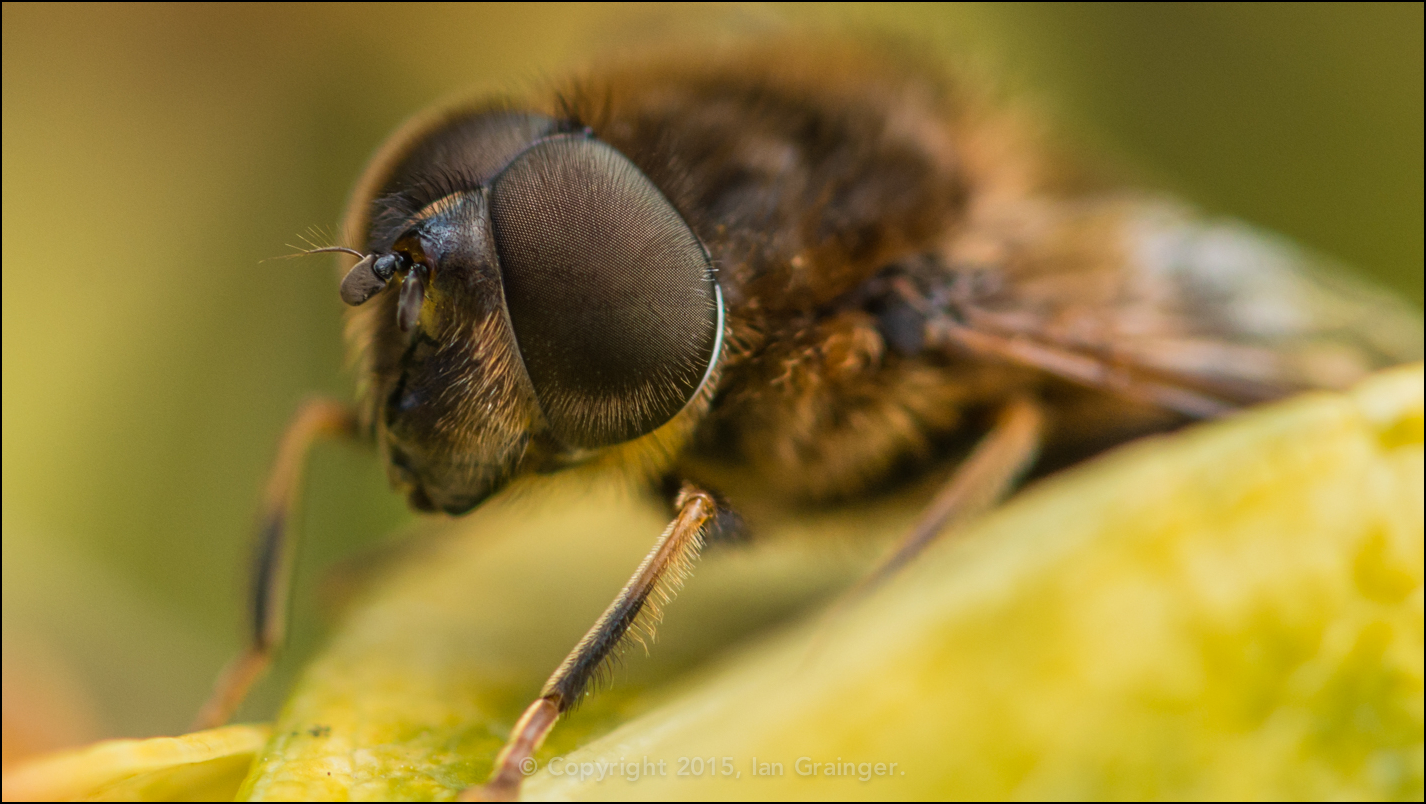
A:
[3, 2, 1421, 759]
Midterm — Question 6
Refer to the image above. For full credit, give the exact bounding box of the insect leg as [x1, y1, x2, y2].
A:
[856, 396, 1045, 594]
[192, 397, 359, 730]
[469, 483, 717, 801]
[660, 474, 747, 548]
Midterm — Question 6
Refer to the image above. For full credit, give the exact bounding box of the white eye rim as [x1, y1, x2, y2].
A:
[690, 279, 726, 401]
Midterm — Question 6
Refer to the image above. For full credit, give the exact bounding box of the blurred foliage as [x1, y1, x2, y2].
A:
[2, 1, 1422, 759]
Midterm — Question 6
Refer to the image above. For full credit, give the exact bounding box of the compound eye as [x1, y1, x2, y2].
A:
[489, 136, 721, 449]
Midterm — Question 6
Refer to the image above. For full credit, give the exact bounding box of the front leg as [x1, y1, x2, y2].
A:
[192, 397, 359, 730]
[467, 483, 718, 801]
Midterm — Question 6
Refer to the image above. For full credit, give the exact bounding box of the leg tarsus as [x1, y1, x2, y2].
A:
[460, 697, 560, 802]
[191, 647, 270, 731]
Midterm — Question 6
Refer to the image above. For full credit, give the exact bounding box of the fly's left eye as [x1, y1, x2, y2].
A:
[489, 136, 722, 449]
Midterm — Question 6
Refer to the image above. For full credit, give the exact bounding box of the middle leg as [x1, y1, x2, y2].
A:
[468, 482, 717, 801]
[856, 395, 1045, 594]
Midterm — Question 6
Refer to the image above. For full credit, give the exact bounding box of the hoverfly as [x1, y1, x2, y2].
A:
[193, 43, 1423, 799]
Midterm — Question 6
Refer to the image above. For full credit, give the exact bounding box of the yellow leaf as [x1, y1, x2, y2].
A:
[1, 724, 268, 802]
[240, 363, 1423, 800]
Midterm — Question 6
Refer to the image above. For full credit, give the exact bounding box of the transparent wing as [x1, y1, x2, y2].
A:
[918, 198, 1422, 417]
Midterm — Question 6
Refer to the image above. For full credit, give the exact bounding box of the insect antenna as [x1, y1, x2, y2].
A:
[263, 241, 392, 308]
[276, 245, 369, 260]
[258, 224, 355, 261]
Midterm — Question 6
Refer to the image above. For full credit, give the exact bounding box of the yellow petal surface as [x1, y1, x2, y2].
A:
[242, 364, 1424, 801]
[1, 724, 268, 802]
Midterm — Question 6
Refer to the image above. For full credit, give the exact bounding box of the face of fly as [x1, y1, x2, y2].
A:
[338, 113, 723, 515]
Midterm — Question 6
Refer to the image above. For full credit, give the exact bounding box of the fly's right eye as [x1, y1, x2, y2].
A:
[488, 135, 724, 449]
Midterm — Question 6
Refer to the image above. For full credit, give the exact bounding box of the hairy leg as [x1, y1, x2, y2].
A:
[468, 483, 717, 801]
